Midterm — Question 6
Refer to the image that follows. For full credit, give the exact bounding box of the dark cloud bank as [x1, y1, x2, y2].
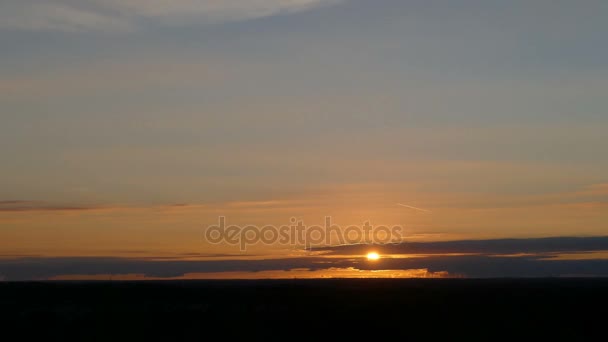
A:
[2, 237, 608, 280]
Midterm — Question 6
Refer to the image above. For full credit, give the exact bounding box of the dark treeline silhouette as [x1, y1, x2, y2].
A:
[1, 279, 607, 340]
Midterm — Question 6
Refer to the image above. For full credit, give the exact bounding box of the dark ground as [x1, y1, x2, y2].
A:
[1, 279, 607, 340]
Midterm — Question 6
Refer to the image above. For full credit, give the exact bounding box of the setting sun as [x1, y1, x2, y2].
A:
[367, 252, 380, 261]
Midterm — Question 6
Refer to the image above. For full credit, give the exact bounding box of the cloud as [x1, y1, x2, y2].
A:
[0, 0, 345, 32]
[3, 236, 608, 280]
[48, 267, 450, 280]
[0, 200, 98, 212]
[0, 201, 36, 206]
[0, 2, 134, 32]
[315, 236, 608, 255]
[103, 0, 344, 23]
[396, 203, 431, 213]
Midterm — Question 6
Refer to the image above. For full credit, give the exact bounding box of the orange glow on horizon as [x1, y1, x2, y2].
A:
[48, 267, 452, 280]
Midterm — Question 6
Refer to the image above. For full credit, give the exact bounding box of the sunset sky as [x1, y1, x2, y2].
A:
[1, 0, 608, 280]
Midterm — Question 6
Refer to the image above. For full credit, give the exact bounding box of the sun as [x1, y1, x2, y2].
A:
[366, 252, 380, 261]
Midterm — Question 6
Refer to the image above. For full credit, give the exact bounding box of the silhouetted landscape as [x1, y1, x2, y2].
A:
[2, 279, 607, 340]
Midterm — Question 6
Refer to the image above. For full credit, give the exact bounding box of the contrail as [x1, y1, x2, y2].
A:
[397, 203, 431, 213]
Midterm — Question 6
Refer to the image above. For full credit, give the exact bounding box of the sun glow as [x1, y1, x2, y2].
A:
[367, 252, 380, 260]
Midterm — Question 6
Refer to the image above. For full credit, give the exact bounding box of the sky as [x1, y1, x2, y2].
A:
[1, 0, 608, 280]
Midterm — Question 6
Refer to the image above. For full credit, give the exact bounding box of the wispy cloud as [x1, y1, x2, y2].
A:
[0, 0, 345, 32]
[0, 201, 36, 206]
[0, 2, 135, 32]
[396, 203, 431, 213]
[0, 200, 98, 212]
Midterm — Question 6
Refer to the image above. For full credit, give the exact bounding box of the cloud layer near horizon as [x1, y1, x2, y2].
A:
[3, 237, 608, 280]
